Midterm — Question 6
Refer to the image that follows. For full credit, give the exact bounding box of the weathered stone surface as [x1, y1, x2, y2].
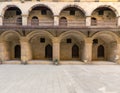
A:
[0, 64, 119, 93]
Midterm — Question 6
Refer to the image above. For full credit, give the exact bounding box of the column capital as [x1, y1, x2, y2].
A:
[54, 15, 59, 17]
[22, 14, 28, 17]
[86, 16, 91, 18]
[20, 37, 29, 42]
[84, 38, 92, 43]
[52, 37, 60, 43]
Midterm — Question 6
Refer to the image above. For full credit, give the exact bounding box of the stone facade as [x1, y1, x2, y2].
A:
[0, 1, 120, 64]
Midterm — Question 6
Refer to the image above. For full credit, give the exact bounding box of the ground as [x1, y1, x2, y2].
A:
[0, 64, 120, 93]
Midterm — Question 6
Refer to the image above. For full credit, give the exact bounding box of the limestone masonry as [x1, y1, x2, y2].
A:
[0, 0, 120, 64]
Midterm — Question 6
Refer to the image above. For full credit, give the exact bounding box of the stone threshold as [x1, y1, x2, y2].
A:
[1, 60, 118, 65]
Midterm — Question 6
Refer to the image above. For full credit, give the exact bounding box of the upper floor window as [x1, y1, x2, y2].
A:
[67, 38, 72, 43]
[40, 38, 45, 43]
[41, 10, 47, 15]
[98, 10, 104, 15]
[70, 10, 75, 15]
[93, 39, 98, 44]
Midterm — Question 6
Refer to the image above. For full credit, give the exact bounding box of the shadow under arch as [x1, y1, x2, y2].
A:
[28, 4, 54, 15]
[27, 30, 54, 41]
[59, 4, 86, 16]
[90, 5, 119, 17]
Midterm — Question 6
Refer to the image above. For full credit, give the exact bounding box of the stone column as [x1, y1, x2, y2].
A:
[0, 39, 8, 62]
[117, 16, 120, 26]
[54, 15, 59, 26]
[52, 37, 60, 61]
[108, 41, 117, 62]
[82, 38, 92, 63]
[0, 16, 3, 26]
[22, 15, 28, 26]
[86, 16, 91, 26]
[115, 42, 120, 64]
[20, 37, 32, 62]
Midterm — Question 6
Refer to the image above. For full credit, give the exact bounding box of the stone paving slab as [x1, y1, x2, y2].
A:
[0, 64, 120, 93]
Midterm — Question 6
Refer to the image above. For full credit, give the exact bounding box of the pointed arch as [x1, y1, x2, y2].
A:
[97, 45, 104, 58]
[14, 45, 21, 59]
[45, 44, 52, 59]
[72, 44, 79, 58]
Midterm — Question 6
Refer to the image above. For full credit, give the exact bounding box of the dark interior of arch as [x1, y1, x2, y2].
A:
[5, 7, 21, 16]
[32, 6, 51, 11]
[61, 7, 85, 16]
[93, 7, 116, 16]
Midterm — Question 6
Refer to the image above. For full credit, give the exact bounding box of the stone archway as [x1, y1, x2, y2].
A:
[0, 31, 21, 61]
[3, 5, 22, 26]
[92, 31, 119, 62]
[91, 6, 117, 27]
[59, 5, 86, 27]
[28, 4, 54, 26]
[27, 31, 54, 60]
[59, 31, 86, 61]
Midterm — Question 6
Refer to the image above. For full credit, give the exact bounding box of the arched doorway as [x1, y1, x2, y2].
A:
[91, 17, 97, 26]
[59, 17, 67, 26]
[15, 45, 21, 59]
[45, 44, 52, 59]
[31, 16, 39, 26]
[72, 44, 79, 58]
[97, 45, 104, 58]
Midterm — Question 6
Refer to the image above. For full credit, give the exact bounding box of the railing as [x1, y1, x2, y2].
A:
[59, 20, 86, 27]
[68, 20, 86, 27]
[28, 20, 54, 27]
[2, 19, 118, 28]
[3, 19, 22, 26]
[91, 20, 117, 27]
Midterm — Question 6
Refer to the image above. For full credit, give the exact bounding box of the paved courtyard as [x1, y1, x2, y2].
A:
[0, 64, 120, 93]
